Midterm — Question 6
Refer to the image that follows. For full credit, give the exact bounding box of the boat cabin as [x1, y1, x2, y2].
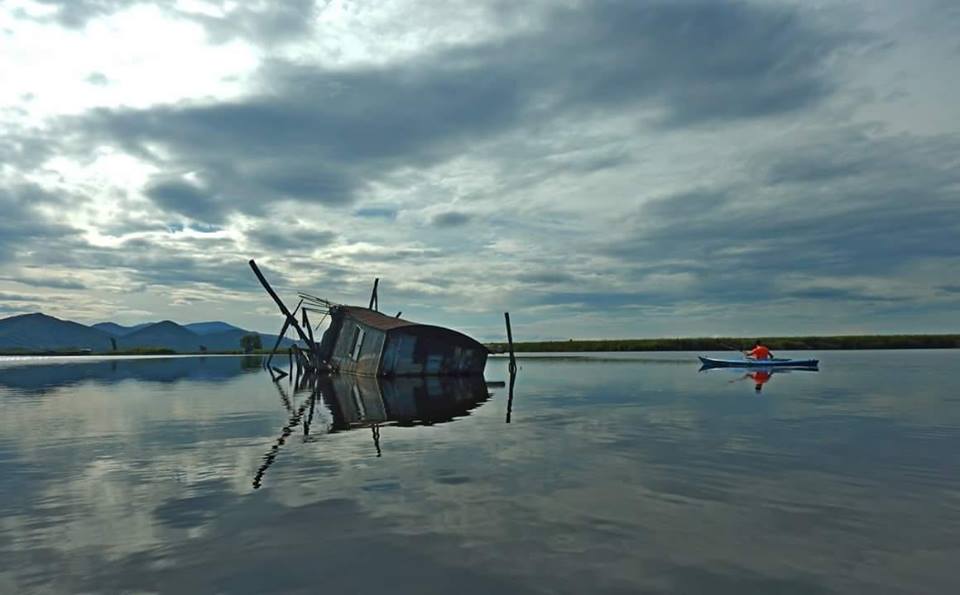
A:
[317, 305, 488, 377]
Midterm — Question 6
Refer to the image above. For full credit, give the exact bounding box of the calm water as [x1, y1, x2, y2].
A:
[1, 351, 958, 594]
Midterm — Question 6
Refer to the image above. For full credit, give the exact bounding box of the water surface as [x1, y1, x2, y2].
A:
[1, 351, 958, 594]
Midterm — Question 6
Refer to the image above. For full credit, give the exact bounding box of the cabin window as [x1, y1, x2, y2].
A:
[349, 327, 365, 360]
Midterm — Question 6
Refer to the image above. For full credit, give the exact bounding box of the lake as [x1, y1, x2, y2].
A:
[1, 351, 958, 594]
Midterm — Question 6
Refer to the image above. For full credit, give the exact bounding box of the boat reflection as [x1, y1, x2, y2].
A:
[698, 363, 818, 392]
[321, 375, 490, 430]
[253, 374, 492, 488]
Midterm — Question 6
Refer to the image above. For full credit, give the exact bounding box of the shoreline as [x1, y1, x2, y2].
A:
[4, 334, 959, 357]
[486, 334, 960, 353]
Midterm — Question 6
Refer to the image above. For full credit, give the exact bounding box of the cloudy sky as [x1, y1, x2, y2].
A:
[1, 0, 958, 340]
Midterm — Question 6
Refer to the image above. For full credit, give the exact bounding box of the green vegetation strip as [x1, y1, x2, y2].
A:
[487, 335, 960, 353]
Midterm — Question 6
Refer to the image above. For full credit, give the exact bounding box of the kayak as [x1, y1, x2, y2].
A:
[698, 356, 819, 368]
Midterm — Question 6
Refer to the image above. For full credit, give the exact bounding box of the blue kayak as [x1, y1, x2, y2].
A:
[698, 356, 819, 368]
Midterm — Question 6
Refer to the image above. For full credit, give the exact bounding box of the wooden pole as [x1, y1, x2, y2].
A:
[504, 312, 517, 376]
[368, 278, 379, 311]
[265, 298, 302, 369]
[248, 259, 317, 358]
[302, 308, 315, 349]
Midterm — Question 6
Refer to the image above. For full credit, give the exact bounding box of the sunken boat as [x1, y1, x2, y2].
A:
[317, 306, 488, 376]
[248, 259, 489, 378]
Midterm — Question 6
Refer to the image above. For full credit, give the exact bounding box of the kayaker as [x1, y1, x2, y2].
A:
[744, 341, 773, 360]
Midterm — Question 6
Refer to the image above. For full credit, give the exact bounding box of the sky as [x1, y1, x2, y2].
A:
[1, 0, 958, 341]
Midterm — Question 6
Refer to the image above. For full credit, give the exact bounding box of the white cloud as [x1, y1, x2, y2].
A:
[1, 0, 958, 337]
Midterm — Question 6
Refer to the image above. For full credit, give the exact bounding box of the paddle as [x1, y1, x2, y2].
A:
[719, 342, 747, 356]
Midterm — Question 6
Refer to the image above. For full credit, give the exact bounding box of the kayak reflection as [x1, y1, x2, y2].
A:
[698, 362, 819, 392]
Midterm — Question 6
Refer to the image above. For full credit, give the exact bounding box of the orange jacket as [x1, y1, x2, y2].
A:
[747, 345, 772, 359]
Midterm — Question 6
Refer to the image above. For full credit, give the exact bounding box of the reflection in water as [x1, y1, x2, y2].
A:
[323, 375, 490, 429]
[699, 364, 819, 392]
[253, 373, 492, 488]
[506, 369, 517, 423]
[0, 355, 264, 393]
[10, 352, 959, 594]
[252, 389, 317, 489]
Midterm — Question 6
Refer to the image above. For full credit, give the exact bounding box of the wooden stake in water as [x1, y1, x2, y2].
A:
[504, 312, 517, 376]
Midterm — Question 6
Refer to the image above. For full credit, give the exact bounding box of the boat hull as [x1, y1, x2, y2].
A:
[698, 356, 819, 368]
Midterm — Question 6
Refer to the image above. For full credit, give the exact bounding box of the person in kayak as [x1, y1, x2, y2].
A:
[744, 341, 774, 360]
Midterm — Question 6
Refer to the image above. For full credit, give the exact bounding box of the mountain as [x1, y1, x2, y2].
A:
[119, 321, 206, 352]
[119, 322, 296, 352]
[198, 329, 283, 351]
[92, 322, 153, 336]
[183, 321, 245, 335]
[0, 313, 300, 353]
[0, 313, 114, 352]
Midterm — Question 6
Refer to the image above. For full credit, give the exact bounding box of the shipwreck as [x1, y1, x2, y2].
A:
[248, 259, 490, 378]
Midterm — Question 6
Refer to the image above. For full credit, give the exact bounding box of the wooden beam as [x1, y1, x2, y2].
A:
[265, 298, 302, 369]
[368, 278, 379, 311]
[302, 308, 315, 348]
[248, 259, 316, 356]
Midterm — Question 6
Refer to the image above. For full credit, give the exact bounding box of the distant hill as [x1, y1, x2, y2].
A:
[184, 321, 245, 335]
[0, 313, 114, 352]
[92, 322, 153, 336]
[198, 329, 290, 352]
[0, 313, 299, 354]
[120, 321, 207, 352]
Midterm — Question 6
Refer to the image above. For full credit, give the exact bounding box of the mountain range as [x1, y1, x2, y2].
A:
[0, 313, 297, 353]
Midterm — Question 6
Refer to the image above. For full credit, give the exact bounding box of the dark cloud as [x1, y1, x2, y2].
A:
[246, 225, 337, 252]
[144, 179, 223, 223]
[599, 130, 960, 308]
[516, 271, 578, 285]
[524, 1, 846, 126]
[0, 130, 54, 170]
[189, 223, 223, 233]
[784, 288, 908, 303]
[342, 246, 444, 262]
[353, 207, 398, 220]
[534, 291, 648, 309]
[0, 183, 82, 261]
[29, 0, 320, 45]
[69, 1, 854, 222]
[0, 292, 36, 302]
[6, 233, 257, 293]
[0, 276, 88, 290]
[191, 0, 320, 45]
[430, 211, 473, 227]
